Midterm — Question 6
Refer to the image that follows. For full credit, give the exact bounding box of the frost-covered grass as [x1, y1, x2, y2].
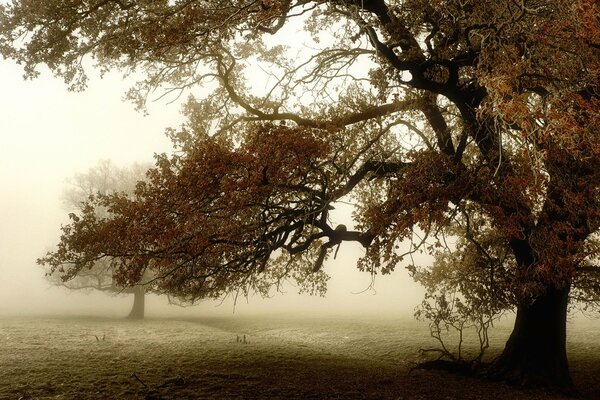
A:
[1, 315, 599, 399]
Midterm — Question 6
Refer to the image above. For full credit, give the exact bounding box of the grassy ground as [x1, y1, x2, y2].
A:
[1, 315, 599, 399]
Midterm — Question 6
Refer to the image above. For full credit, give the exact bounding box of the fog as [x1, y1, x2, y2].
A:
[0, 57, 427, 321]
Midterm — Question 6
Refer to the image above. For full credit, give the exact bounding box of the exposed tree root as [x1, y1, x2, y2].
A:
[481, 362, 578, 397]
[411, 359, 579, 397]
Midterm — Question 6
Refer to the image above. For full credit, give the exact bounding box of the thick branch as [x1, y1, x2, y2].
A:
[242, 100, 417, 128]
[218, 57, 417, 127]
[421, 95, 455, 156]
[311, 225, 374, 271]
[334, 160, 408, 199]
[577, 265, 600, 274]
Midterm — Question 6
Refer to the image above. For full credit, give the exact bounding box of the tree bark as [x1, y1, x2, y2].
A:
[127, 285, 145, 319]
[487, 284, 573, 391]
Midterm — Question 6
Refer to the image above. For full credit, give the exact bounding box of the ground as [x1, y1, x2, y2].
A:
[2, 315, 600, 399]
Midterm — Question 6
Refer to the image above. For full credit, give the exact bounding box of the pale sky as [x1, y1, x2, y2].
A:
[0, 38, 426, 320]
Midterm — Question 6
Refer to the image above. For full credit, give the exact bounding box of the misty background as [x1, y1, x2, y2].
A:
[0, 58, 427, 320]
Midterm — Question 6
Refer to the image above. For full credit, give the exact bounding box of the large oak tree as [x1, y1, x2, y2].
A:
[3, 0, 598, 390]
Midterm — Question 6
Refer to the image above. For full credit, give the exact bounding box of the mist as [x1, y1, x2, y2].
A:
[0, 58, 426, 321]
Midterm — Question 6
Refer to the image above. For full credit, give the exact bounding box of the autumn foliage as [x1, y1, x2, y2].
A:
[2, 0, 598, 390]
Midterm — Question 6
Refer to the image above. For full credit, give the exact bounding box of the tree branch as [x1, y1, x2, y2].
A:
[334, 160, 408, 200]
[420, 94, 455, 156]
[217, 55, 417, 128]
[577, 265, 600, 274]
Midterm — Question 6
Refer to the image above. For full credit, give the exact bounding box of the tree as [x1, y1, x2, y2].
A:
[4, 0, 598, 390]
[47, 159, 151, 319]
[413, 211, 600, 370]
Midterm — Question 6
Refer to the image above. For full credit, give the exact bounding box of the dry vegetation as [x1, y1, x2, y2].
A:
[2, 315, 599, 399]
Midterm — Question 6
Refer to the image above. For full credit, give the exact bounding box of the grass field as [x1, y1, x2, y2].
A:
[2, 315, 600, 399]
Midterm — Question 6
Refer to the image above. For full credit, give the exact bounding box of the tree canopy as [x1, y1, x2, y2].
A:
[4, 0, 598, 391]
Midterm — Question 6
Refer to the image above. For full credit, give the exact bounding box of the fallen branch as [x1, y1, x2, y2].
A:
[157, 375, 186, 388]
[409, 359, 485, 376]
[131, 372, 149, 389]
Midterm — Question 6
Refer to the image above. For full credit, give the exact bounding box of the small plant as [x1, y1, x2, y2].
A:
[411, 213, 513, 367]
[93, 334, 106, 341]
[415, 290, 500, 365]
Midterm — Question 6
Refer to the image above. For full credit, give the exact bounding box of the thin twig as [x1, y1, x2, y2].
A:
[131, 373, 148, 389]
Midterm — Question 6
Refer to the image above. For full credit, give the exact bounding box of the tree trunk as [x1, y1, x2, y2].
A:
[487, 284, 573, 391]
[127, 285, 145, 319]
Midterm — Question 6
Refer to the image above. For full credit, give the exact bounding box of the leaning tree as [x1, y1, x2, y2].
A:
[4, 0, 598, 390]
[48, 159, 152, 319]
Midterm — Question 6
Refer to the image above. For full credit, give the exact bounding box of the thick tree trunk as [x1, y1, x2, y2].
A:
[487, 284, 573, 391]
[127, 285, 145, 319]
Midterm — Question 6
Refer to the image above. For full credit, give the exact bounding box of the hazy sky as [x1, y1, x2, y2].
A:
[0, 44, 426, 320]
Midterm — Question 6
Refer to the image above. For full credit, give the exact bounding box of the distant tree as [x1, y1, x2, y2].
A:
[46, 160, 151, 319]
[5, 0, 598, 391]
